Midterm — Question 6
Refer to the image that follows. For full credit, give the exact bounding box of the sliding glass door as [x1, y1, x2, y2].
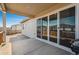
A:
[49, 13, 57, 43]
[37, 6, 75, 48]
[42, 17, 48, 40]
[37, 17, 48, 40]
[59, 7, 75, 47]
[37, 19, 42, 38]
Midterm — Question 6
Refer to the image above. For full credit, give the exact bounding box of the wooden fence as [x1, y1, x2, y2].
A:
[0, 31, 4, 45]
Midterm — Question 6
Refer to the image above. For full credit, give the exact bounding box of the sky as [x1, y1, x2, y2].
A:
[0, 11, 27, 27]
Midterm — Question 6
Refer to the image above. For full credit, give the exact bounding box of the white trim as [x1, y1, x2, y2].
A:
[41, 18, 42, 39]
[75, 4, 79, 39]
[57, 12, 60, 44]
[47, 15, 49, 41]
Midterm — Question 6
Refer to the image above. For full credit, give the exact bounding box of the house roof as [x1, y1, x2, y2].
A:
[20, 19, 30, 23]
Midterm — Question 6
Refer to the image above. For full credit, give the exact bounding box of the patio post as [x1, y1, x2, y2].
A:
[1, 3, 7, 43]
[2, 11, 6, 42]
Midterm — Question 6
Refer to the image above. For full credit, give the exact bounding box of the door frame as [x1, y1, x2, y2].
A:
[47, 4, 76, 46]
[57, 5, 76, 47]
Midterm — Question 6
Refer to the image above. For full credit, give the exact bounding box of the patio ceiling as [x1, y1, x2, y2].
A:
[4, 3, 70, 18]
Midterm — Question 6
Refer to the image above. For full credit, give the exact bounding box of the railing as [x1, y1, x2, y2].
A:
[0, 31, 4, 45]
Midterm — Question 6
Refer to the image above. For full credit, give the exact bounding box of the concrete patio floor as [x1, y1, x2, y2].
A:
[9, 34, 72, 55]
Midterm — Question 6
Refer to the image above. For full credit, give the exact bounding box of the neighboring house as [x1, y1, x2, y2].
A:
[20, 3, 79, 53]
[11, 24, 22, 33]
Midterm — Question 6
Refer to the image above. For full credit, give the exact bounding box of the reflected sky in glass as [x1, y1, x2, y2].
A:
[60, 16, 75, 25]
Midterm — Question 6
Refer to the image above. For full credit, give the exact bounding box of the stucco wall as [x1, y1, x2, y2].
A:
[22, 19, 37, 38]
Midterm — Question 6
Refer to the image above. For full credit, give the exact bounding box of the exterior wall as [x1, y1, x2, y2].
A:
[22, 3, 79, 53]
[76, 4, 79, 39]
[22, 19, 37, 38]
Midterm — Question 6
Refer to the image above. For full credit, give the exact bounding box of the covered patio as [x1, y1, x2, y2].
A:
[0, 3, 79, 55]
[8, 34, 72, 55]
[0, 3, 71, 44]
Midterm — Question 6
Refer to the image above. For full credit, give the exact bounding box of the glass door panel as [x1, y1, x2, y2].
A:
[60, 7, 75, 47]
[37, 19, 42, 38]
[42, 17, 48, 40]
[49, 13, 57, 43]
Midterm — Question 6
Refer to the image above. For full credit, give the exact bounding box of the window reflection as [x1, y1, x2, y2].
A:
[60, 7, 75, 47]
[49, 13, 57, 43]
[37, 19, 42, 38]
[37, 7, 75, 48]
[42, 17, 48, 40]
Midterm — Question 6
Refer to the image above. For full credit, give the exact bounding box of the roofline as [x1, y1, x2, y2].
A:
[20, 19, 30, 23]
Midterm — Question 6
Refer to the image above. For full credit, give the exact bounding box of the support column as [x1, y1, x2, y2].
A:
[57, 12, 60, 44]
[48, 16, 49, 41]
[2, 11, 6, 42]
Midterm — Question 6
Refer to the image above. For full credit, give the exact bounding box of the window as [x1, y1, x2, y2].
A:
[49, 13, 57, 43]
[42, 17, 48, 40]
[36, 6, 75, 48]
[37, 19, 42, 38]
[60, 7, 75, 47]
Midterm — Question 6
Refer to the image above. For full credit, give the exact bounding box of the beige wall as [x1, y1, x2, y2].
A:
[22, 19, 37, 38]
